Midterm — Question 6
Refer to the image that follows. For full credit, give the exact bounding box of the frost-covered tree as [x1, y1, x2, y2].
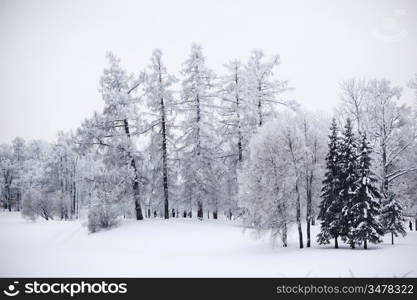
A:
[42, 132, 80, 220]
[11, 137, 26, 211]
[217, 60, 252, 218]
[282, 115, 305, 248]
[21, 140, 50, 193]
[408, 74, 417, 101]
[381, 192, 407, 245]
[240, 114, 305, 247]
[218, 60, 250, 163]
[178, 44, 218, 219]
[351, 134, 384, 249]
[77, 53, 145, 220]
[337, 79, 368, 133]
[365, 79, 415, 197]
[22, 188, 56, 221]
[0, 138, 27, 211]
[245, 50, 289, 128]
[240, 121, 292, 247]
[0, 144, 14, 211]
[143, 49, 177, 219]
[299, 112, 326, 247]
[317, 118, 343, 248]
[87, 165, 126, 233]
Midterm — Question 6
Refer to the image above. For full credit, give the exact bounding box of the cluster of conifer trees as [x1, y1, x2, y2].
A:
[318, 118, 407, 249]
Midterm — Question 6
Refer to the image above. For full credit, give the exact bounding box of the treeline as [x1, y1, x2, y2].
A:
[0, 45, 416, 245]
[1, 45, 291, 228]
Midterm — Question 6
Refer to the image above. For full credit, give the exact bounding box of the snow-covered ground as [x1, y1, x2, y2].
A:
[0, 211, 416, 277]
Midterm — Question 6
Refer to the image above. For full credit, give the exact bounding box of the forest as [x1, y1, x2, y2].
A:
[1, 45, 416, 250]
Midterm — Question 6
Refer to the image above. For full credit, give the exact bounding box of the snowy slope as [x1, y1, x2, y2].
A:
[0, 211, 416, 277]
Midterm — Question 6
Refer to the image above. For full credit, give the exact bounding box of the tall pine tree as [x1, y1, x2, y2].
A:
[339, 118, 359, 249]
[317, 118, 342, 248]
[351, 133, 384, 249]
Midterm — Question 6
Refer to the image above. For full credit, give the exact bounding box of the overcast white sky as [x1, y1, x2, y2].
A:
[0, 0, 416, 143]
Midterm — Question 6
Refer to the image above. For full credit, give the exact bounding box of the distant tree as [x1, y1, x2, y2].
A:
[11, 137, 26, 211]
[0, 144, 14, 211]
[337, 78, 368, 133]
[381, 192, 407, 245]
[245, 50, 289, 127]
[21, 188, 55, 221]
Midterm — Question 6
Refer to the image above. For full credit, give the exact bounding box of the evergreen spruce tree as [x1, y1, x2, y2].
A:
[351, 134, 384, 249]
[338, 118, 359, 249]
[317, 118, 342, 248]
[381, 192, 407, 245]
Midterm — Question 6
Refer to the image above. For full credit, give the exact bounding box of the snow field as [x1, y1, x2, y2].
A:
[0, 212, 416, 277]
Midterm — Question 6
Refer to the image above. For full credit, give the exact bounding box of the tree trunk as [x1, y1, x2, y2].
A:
[213, 209, 218, 219]
[159, 66, 170, 220]
[381, 136, 389, 197]
[306, 173, 312, 248]
[16, 191, 21, 212]
[235, 70, 243, 162]
[282, 223, 288, 247]
[196, 94, 201, 156]
[72, 181, 76, 218]
[123, 119, 143, 221]
[237, 131, 243, 162]
[391, 232, 394, 245]
[334, 236, 338, 249]
[364, 239, 367, 249]
[5, 180, 11, 211]
[295, 182, 303, 249]
[257, 83, 263, 127]
[197, 201, 203, 220]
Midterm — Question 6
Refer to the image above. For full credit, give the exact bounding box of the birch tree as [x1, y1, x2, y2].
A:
[240, 121, 293, 247]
